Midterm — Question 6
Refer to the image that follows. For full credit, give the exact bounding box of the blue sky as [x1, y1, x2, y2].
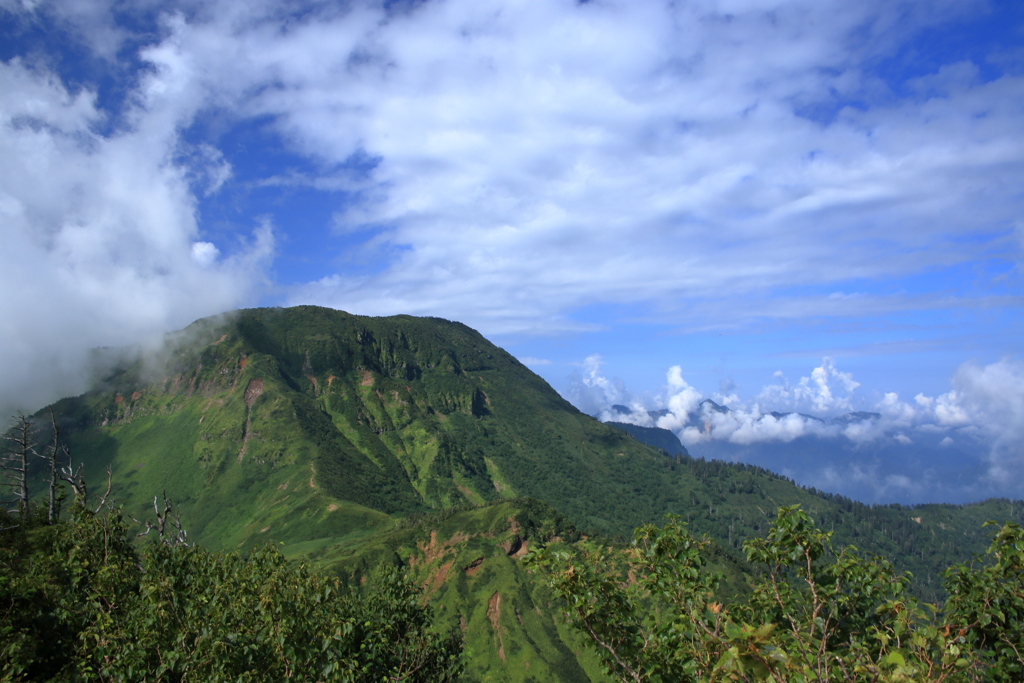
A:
[1, 0, 1022, 502]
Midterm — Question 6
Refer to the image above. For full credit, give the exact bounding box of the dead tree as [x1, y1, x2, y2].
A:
[42, 409, 63, 525]
[59, 446, 88, 508]
[92, 466, 113, 514]
[47, 419, 113, 517]
[130, 491, 189, 546]
[2, 414, 37, 522]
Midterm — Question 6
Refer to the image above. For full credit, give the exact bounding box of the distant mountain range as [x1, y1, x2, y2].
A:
[604, 400, 988, 505]
[19, 306, 1023, 683]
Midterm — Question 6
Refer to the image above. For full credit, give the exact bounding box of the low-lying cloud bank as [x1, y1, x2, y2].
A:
[568, 356, 1024, 503]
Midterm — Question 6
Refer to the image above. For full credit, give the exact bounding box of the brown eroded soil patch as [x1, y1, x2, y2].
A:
[360, 369, 374, 386]
[412, 530, 471, 568]
[327, 503, 339, 512]
[237, 417, 252, 464]
[238, 380, 265, 464]
[131, 391, 142, 401]
[486, 591, 506, 662]
[424, 560, 455, 600]
[244, 379, 264, 406]
[413, 530, 440, 567]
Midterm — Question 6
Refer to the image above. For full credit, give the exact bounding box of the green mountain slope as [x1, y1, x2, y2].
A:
[606, 421, 690, 457]
[23, 305, 1024, 682]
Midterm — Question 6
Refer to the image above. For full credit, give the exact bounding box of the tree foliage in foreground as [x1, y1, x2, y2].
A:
[0, 505, 462, 682]
[526, 505, 1024, 682]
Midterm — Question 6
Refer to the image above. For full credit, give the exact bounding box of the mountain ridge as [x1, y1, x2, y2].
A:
[18, 305, 1024, 682]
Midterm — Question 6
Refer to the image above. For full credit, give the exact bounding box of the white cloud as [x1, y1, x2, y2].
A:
[842, 419, 885, 444]
[48, 0, 1013, 334]
[878, 392, 917, 423]
[756, 357, 859, 415]
[2, 0, 1022, 435]
[656, 366, 703, 432]
[564, 354, 629, 420]
[191, 241, 221, 266]
[948, 359, 1024, 485]
[574, 354, 1024, 497]
[0, 57, 273, 418]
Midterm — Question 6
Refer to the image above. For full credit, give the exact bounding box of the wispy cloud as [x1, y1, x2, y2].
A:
[1, 0, 1021, 432]
[13, 0, 1008, 334]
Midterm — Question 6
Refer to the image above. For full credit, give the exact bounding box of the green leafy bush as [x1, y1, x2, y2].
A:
[527, 505, 1024, 682]
[0, 506, 462, 682]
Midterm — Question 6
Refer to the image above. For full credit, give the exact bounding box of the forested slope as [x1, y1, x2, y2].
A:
[10, 305, 1022, 682]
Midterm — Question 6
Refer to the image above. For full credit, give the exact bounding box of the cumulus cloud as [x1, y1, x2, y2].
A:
[574, 354, 1024, 500]
[564, 354, 638, 421]
[580, 355, 1022, 456]
[590, 357, 850, 447]
[191, 241, 221, 266]
[947, 360, 1024, 485]
[757, 358, 860, 415]
[0, 57, 273, 418]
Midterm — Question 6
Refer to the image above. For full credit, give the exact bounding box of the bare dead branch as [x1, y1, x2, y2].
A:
[42, 408, 62, 524]
[2, 414, 38, 520]
[93, 465, 114, 514]
[130, 490, 188, 545]
[59, 445, 89, 507]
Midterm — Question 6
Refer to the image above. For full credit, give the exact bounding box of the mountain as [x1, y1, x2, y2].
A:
[605, 421, 689, 457]
[632, 400, 992, 505]
[24, 305, 1024, 682]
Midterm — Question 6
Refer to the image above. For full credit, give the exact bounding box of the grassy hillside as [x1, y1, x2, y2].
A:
[15, 305, 1023, 681]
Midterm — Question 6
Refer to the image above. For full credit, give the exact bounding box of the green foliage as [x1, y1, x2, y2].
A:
[528, 506, 1024, 682]
[12, 305, 1024, 682]
[36, 305, 1024, 603]
[943, 521, 1024, 682]
[324, 498, 607, 683]
[0, 506, 462, 682]
[525, 517, 725, 682]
